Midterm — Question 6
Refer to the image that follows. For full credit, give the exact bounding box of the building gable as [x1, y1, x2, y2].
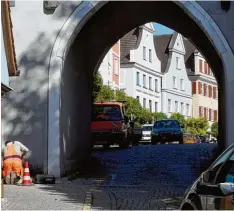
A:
[168, 32, 185, 55]
[142, 22, 155, 33]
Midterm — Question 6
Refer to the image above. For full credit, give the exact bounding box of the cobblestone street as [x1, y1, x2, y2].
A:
[2, 143, 219, 210]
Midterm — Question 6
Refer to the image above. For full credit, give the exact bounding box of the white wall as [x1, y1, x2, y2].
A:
[98, 49, 112, 86]
[98, 41, 120, 90]
[162, 33, 192, 118]
[120, 23, 162, 112]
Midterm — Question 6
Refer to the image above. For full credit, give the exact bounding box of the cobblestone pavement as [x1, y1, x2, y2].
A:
[2, 143, 219, 210]
[89, 143, 219, 210]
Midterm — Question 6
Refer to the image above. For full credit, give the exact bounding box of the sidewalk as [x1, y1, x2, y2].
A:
[1, 178, 113, 210]
[1, 179, 86, 210]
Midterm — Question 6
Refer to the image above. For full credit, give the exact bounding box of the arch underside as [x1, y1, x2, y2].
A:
[48, 1, 233, 176]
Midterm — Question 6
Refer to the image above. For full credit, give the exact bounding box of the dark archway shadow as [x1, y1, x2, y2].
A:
[60, 1, 225, 176]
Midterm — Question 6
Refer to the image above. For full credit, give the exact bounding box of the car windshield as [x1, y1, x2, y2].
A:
[154, 120, 180, 128]
[142, 126, 152, 131]
[91, 105, 123, 121]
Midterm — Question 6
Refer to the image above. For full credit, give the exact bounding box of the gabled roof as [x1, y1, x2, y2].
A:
[1, 1, 18, 76]
[154, 34, 196, 73]
[153, 34, 172, 73]
[120, 27, 142, 64]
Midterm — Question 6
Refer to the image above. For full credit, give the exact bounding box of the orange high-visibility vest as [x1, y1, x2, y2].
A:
[3, 143, 23, 177]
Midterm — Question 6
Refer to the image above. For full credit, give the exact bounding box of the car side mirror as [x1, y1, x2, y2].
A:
[196, 182, 224, 196]
[219, 183, 234, 196]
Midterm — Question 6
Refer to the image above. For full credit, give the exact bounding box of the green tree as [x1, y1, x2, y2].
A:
[92, 72, 103, 102]
[115, 89, 128, 101]
[186, 117, 209, 135]
[96, 85, 115, 101]
[152, 112, 168, 121]
[138, 109, 153, 125]
[211, 121, 218, 138]
[170, 112, 186, 125]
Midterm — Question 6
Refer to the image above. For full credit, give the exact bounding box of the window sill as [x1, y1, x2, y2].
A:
[136, 84, 141, 87]
[143, 86, 148, 89]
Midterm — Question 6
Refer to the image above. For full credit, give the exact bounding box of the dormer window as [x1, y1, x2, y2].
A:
[149, 49, 152, 62]
[176, 57, 181, 69]
[143, 46, 146, 60]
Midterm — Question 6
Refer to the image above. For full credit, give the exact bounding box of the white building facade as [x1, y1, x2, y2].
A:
[154, 33, 192, 118]
[120, 23, 162, 112]
[98, 41, 120, 90]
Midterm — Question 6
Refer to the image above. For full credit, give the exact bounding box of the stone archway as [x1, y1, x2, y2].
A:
[48, 1, 234, 176]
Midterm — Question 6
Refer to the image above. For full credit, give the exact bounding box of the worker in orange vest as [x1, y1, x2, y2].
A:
[2, 140, 30, 185]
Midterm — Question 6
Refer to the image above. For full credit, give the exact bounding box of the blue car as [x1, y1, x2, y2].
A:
[151, 119, 184, 144]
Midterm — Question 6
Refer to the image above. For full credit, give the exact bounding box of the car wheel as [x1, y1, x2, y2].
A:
[179, 138, 184, 144]
[151, 138, 156, 145]
[119, 136, 129, 149]
[103, 144, 110, 150]
[181, 203, 195, 210]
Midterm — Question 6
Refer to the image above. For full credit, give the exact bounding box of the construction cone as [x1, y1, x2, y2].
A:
[21, 162, 32, 186]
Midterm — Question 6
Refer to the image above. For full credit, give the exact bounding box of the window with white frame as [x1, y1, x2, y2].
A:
[175, 101, 178, 112]
[180, 102, 184, 114]
[149, 77, 152, 90]
[173, 76, 177, 89]
[155, 79, 158, 92]
[143, 74, 146, 87]
[180, 79, 184, 90]
[176, 57, 180, 69]
[149, 49, 152, 62]
[136, 72, 140, 85]
[114, 57, 118, 75]
[186, 104, 189, 116]
[149, 100, 152, 112]
[143, 98, 146, 108]
[143, 46, 146, 60]
[155, 102, 158, 112]
[136, 96, 140, 102]
[206, 108, 209, 119]
[201, 107, 204, 117]
[200, 83, 203, 95]
[168, 99, 172, 113]
[211, 110, 214, 121]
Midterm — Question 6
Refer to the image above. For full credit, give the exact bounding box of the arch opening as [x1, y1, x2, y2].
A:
[48, 1, 234, 176]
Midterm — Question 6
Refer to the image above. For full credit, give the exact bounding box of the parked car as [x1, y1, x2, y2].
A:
[195, 135, 202, 144]
[198, 135, 208, 143]
[151, 119, 184, 144]
[140, 124, 153, 143]
[180, 143, 234, 210]
[184, 133, 196, 144]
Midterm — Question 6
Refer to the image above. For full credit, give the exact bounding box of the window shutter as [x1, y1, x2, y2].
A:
[204, 61, 207, 74]
[209, 109, 211, 121]
[204, 108, 207, 118]
[208, 85, 211, 98]
[192, 82, 197, 94]
[204, 84, 207, 96]
[213, 87, 217, 99]
[199, 106, 201, 117]
[214, 110, 217, 121]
